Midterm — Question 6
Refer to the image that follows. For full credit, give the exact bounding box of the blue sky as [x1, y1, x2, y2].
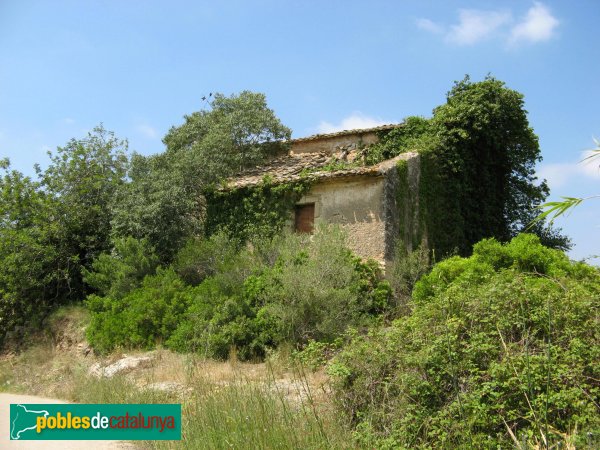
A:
[1, 1, 598, 260]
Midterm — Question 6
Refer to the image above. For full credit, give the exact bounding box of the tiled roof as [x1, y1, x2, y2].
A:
[219, 124, 409, 191]
[289, 124, 400, 143]
[222, 152, 413, 190]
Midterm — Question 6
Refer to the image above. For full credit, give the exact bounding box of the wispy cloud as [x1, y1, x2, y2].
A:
[62, 118, 75, 125]
[316, 112, 392, 134]
[538, 151, 600, 189]
[415, 18, 443, 35]
[509, 2, 559, 45]
[416, 2, 559, 47]
[446, 10, 511, 45]
[136, 124, 159, 139]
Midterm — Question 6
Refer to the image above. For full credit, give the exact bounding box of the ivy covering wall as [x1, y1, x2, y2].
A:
[372, 76, 569, 257]
[205, 178, 312, 242]
[205, 76, 568, 258]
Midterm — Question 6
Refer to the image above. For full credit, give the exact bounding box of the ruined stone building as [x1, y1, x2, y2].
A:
[221, 125, 421, 265]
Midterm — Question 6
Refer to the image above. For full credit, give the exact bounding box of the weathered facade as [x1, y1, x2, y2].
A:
[221, 125, 422, 265]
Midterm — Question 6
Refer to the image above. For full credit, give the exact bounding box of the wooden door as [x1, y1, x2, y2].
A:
[295, 203, 315, 233]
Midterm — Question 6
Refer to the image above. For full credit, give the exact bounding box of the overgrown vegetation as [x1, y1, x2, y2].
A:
[2, 79, 597, 449]
[367, 76, 570, 256]
[111, 91, 291, 263]
[330, 234, 600, 448]
[86, 227, 391, 360]
[204, 178, 312, 242]
[0, 126, 128, 346]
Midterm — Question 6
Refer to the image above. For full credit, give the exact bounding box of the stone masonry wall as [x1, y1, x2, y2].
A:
[290, 131, 379, 155]
[296, 175, 387, 262]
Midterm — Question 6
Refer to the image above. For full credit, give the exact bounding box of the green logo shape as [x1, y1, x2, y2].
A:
[10, 403, 181, 440]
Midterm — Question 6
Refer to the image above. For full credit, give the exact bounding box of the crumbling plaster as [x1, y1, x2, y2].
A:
[290, 131, 380, 155]
[297, 175, 387, 261]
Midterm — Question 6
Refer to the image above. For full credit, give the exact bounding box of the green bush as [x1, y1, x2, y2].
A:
[293, 338, 343, 371]
[330, 234, 600, 448]
[166, 276, 281, 361]
[86, 268, 193, 352]
[386, 241, 431, 313]
[83, 236, 159, 299]
[172, 232, 240, 286]
[247, 227, 391, 345]
[87, 227, 392, 360]
[168, 228, 391, 360]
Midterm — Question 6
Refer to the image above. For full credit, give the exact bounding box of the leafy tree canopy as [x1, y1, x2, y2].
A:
[112, 91, 291, 262]
[0, 126, 129, 344]
[370, 75, 569, 254]
[163, 91, 291, 183]
[37, 125, 129, 268]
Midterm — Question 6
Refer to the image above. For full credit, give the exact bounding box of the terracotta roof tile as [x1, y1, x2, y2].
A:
[222, 152, 415, 190]
[289, 123, 401, 143]
[218, 124, 410, 191]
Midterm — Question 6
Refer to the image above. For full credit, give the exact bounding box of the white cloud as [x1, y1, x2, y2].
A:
[416, 2, 558, 47]
[509, 2, 559, 44]
[316, 112, 392, 134]
[446, 9, 511, 45]
[538, 151, 600, 189]
[136, 124, 159, 139]
[415, 18, 443, 34]
[62, 118, 75, 125]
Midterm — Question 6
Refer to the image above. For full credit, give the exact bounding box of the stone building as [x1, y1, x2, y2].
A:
[222, 125, 421, 265]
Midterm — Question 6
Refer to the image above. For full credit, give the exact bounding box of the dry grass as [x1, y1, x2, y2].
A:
[0, 307, 352, 449]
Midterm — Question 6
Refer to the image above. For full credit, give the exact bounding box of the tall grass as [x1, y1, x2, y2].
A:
[51, 354, 352, 449]
[151, 367, 351, 449]
[0, 304, 355, 449]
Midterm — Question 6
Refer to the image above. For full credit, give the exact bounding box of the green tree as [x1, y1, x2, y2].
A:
[83, 236, 159, 299]
[36, 125, 129, 296]
[0, 162, 65, 344]
[112, 91, 290, 262]
[429, 76, 569, 252]
[0, 126, 128, 346]
[371, 76, 569, 254]
[163, 91, 291, 181]
[110, 152, 201, 263]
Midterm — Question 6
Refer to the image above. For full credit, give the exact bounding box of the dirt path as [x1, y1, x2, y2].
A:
[1, 393, 137, 449]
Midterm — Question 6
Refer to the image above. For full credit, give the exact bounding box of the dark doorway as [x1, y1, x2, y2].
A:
[295, 203, 315, 233]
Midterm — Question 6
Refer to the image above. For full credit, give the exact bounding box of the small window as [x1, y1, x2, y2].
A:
[295, 203, 315, 233]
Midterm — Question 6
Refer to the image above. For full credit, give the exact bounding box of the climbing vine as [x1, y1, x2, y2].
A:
[205, 177, 312, 242]
[372, 76, 568, 256]
[207, 76, 568, 257]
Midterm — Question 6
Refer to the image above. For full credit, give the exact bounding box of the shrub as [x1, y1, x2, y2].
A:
[87, 227, 392, 360]
[248, 227, 391, 345]
[86, 268, 193, 352]
[166, 276, 281, 361]
[172, 231, 240, 286]
[170, 227, 391, 360]
[386, 241, 431, 313]
[293, 338, 343, 371]
[330, 234, 600, 448]
[83, 236, 159, 299]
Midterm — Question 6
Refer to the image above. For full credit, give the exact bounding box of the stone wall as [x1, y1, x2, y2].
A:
[290, 131, 380, 155]
[382, 153, 421, 262]
[292, 152, 421, 265]
[296, 175, 387, 262]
